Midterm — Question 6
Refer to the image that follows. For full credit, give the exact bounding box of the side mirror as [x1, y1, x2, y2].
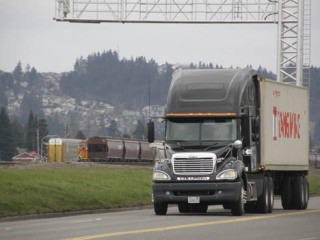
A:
[147, 120, 155, 143]
[252, 117, 260, 133]
[233, 140, 243, 149]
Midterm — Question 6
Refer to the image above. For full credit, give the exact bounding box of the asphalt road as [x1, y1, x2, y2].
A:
[1, 197, 320, 240]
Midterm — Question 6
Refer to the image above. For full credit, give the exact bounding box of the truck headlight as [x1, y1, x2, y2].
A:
[153, 170, 171, 181]
[216, 169, 238, 180]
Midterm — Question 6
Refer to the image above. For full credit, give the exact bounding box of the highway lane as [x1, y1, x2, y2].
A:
[1, 197, 320, 240]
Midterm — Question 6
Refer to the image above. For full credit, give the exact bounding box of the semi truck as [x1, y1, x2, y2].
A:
[148, 68, 309, 216]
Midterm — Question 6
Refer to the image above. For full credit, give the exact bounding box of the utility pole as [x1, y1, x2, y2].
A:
[37, 128, 40, 157]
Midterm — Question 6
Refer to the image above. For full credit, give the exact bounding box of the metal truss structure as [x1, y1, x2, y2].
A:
[277, 0, 311, 86]
[54, 0, 311, 87]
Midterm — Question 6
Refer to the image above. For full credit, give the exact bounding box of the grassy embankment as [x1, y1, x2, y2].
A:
[308, 176, 320, 196]
[0, 166, 152, 218]
[0, 165, 320, 218]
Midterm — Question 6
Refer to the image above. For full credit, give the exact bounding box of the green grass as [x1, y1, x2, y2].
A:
[0, 166, 152, 218]
[308, 176, 320, 196]
[1, 166, 320, 218]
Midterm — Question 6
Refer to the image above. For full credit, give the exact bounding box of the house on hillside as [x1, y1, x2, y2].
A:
[12, 152, 38, 163]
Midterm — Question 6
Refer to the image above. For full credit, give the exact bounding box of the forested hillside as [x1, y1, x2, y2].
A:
[0, 63, 44, 122]
[60, 50, 277, 110]
[1, 50, 320, 154]
[60, 50, 174, 109]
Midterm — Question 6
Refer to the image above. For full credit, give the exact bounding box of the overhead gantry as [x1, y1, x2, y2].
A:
[54, 0, 311, 87]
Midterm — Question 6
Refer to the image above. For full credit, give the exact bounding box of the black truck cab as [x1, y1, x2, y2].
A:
[149, 69, 261, 216]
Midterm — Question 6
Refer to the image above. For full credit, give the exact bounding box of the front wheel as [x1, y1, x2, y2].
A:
[154, 203, 168, 215]
[231, 180, 246, 216]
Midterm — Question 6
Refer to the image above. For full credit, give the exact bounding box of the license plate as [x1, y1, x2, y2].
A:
[188, 196, 200, 204]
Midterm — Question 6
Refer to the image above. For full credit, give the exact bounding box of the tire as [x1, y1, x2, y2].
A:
[231, 180, 246, 216]
[281, 176, 293, 210]
[303, 177, 309, 209]
[256, 176, 270, 213]
[292, 175, 305, 210]
[267, 176, 274, 213]
[154, 203, 168, 215]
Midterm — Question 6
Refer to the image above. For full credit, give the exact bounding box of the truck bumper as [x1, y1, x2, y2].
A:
[152, 181, 241, 204]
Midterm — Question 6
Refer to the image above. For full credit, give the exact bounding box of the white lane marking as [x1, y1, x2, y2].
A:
[72, 218, 102, 224]
[299, 238, 320, 240]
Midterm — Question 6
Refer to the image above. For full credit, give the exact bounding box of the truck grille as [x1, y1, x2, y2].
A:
[172, 152, 216, 175]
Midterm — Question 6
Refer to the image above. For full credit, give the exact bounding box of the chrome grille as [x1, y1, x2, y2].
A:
[172, 153, 216, 175]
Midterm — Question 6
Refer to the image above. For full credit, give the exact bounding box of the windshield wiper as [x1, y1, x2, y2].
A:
[167, 141, 185, 150]
[203, 142, 234, 151]
[173, 142, 185, 150]
[203, 143, 219, 151]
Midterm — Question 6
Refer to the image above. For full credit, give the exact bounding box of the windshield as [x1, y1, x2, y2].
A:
[166, 118, 237, 145]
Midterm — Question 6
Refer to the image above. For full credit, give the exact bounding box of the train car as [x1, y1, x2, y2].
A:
[107, 138, 124, 162]
[87, 136, 107, 161]
[48, 138, 63, 162]
[87, 137, 124, 162]
[123, 140, 140, 162]
[86, 136, 154, 163]
[48, 138, 81, 162]
[63, 139, 81, 162]
[77, 139, 88, 161]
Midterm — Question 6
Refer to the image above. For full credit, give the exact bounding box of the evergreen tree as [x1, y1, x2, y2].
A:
[106, 120, 120, 137]
[25, 64, 31, 73]
[13, 61, 23, 81]
[20, 92, 43, 122]
[122, 128, 131, 139]
[122, 132, 131, 139]
[98, 116, 107, 136]
[30, 67, 38, 79]
[11, 119, 26, 148]
[25, 114, 48, 153]
[132, 119, 146, 140]
[60, 50, 172, 109]
[38, 118, 49, 144]
[26, 111, 38, 151]
[0, 84, 7, 108]
[76, 130, 86, 140]
[0, 108, 17, 160]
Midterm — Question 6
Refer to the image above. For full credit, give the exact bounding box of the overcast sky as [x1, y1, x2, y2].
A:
[0, 0, 319, 73]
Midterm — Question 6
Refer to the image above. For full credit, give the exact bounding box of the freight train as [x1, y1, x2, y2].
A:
[86, 137, 154, 163]
[47, 137, 155, 163]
